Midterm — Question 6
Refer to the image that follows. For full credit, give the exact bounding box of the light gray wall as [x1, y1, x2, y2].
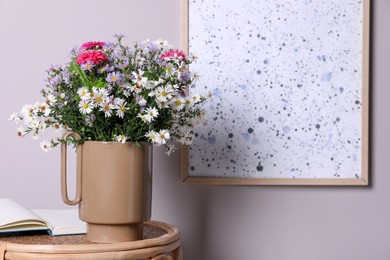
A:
[1, 1, 389, 260]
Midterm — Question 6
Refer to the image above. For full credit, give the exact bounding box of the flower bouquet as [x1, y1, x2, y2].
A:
[9, 34, 207, 154]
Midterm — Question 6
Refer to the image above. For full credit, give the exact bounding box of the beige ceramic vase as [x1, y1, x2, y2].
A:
[61, 131, 152, 243]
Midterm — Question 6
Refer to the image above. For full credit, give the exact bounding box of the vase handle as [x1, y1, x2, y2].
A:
[61, 131, 82, 205]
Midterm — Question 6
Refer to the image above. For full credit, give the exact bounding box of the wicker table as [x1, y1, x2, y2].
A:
[0, 221, 182, 260]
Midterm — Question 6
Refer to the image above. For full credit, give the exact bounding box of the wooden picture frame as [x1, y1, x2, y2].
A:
[181, 0, 370, 185]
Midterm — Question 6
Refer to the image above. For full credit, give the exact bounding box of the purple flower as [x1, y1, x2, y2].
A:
[62, 69, 72, 84]
[86, 114, 96, 127]
[113, 52, 128, 63]
[179, 88, 188, 97]
[45, 65, 60, 74]
[69, 46, 80, 59]
[103, 42, 116, 52]
[81, 61, 94, 71]
[179, 71, 191, 82]
[98, 64, 114, 74]
[116, 60, 129, 70]
[52, 75, 63, 85]
[106, 71, 124, 84]
[113, 33, 125, 41]
[148, 42, 160, 53]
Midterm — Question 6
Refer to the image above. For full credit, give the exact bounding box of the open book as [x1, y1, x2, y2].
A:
[0, 198, 86, 236]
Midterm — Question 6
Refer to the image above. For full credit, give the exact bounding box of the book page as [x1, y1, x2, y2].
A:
[0, 198, 48, 231]
[32, 209, 86, 236]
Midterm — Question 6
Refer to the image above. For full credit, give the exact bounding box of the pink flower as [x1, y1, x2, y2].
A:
[161, 49, 187, 62]
[76, 50, 108, 65]
[80, 41, 106, 51]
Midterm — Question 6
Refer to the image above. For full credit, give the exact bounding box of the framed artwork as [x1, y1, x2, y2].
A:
[181, 0, 370, 185]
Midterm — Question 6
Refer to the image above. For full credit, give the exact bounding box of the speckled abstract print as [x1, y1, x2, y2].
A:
[188, 0, 364, 179]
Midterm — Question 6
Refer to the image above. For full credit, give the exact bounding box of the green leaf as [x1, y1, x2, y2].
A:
[69, 61, 92, 88]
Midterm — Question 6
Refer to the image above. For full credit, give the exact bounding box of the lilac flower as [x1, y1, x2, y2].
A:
[51, 75, 63, 85]
[81, 61, 94, 71]
[85, 114, 96, 127]
[179, 88, 188, 98]
[179, 71, 191, 82]
[116, 60, 129, 70]
[62, 69, 72, 84]
[114, 52, 128, 63]
[106, 85, 114, 93]
[106, 71, 124, 85]
[113, 33, 125, 41]
[148, 42, 160, 53]
[98, 64, 114, 74]
[45, 65, 61, 74]
[69, 46, 80, 58]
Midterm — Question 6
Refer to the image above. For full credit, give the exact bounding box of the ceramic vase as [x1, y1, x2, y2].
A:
[61, 131, 152, 243]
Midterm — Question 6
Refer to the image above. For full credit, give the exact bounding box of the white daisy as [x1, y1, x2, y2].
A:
[78, 100, 93, 114]
[39, 123, 47, 132]
[135, 56, 145, 66]
[29, 120, 40, 129]
[38, 102, 51, 116]
[40, 140, 52, 153]
[9, 112, 21, 123]
[145, 130, 160, 144]
[137, 113, 148, 123]
[177, 62, 186, 76]
[100, 102, 115, 117]
[191, 94, 201, 103]
[154, 39, 169, 48]
[144, 107, 159, 123]
[132, 70, 148, 87]
[165, 63, 175, 76]
[185, 98, 192, 107]
[116, 135, 127, 144]
[155, 86, 174, 103]
[158, 129, 170, 145]
[172, 97, 185, 111]
[93, 88, 107, 107]
[77, 87, 90, 100]
[46, 94, 56, 105]
[115, 99, 128, 118]
[16, 126, 26, 137]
